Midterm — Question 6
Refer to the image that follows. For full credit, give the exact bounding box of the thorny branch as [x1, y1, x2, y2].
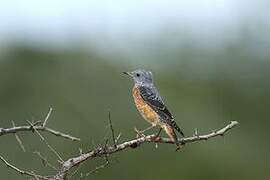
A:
[53, 121, 239, 180]
[0, 109, 79, 142]
[0, 108, 239, 180]
[0, 108, 80, 179]
[27, 120, 64, 163]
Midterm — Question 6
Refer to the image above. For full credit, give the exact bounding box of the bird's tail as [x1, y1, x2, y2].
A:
[171, 119, 185, 137]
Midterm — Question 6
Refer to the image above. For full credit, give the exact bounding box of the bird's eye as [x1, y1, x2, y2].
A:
[136, 73, 140, 77]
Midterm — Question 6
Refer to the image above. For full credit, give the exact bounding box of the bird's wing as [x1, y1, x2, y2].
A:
[139, 85, 173, 119]
[139, 85, 184, 136]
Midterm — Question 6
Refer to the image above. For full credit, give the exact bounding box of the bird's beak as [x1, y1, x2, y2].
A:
[123, 71, 132, 77]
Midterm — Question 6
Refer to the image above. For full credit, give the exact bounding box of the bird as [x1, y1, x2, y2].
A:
[123, 69, 184, 147]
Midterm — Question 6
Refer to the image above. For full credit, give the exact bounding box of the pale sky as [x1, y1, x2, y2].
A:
[0, 0, 269, 58]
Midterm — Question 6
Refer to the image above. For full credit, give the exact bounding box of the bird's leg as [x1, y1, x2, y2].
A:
[155, 128, 162, 137]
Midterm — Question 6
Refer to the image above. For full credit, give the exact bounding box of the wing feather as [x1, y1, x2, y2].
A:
[139, 85, 184, 136]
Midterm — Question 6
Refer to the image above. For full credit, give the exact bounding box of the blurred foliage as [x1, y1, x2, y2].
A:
[0, 42, 269, 180]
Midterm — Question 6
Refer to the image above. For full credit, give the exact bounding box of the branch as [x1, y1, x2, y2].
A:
[0, 155, 49, 180]
[0, 108, 80, 142]
[0, 108, 80, 179]
[27, 120, 64, 163]
[0, 126, 80, 141]
[53, 121, 238, 180]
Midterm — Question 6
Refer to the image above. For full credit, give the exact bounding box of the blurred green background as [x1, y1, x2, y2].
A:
[0, 1, 270, 179]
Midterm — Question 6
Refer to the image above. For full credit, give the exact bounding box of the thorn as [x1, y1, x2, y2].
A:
[43, 107, 53, 127]
[194, 128, 198, 137]
[115, 133, 121, 144]
[134, 127, 145, 138]
[212, 129, 217, 133]
[79, 148, 83, 155]
[32, 121, 43, 126]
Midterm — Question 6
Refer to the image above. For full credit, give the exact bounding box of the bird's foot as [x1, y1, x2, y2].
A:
[175, 140, 185, 151]
[175, 145, 181, 151]
[155, 128, 162, 138]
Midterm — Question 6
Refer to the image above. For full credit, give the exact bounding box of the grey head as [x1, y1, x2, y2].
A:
[123, 69, 153, 85]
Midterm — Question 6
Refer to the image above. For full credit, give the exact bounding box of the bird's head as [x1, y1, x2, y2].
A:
[123, 69, 153, 85]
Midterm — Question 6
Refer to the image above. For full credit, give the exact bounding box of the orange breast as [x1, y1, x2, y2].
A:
[132, 86, 160, 125]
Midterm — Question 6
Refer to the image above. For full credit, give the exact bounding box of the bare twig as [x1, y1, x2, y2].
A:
[0, 107, 79, 142]
[0, 109, 80, 180]
[108, 111, 117, 148]
[0, 155, 49, 180]
[78, 156, 109, 180]
[27, 120, 64, 163]
[34, 151, 58, 171]
[0, 125, 80, 141]
[53, 121, 239, 180]
[68, 163, 83, 179]
[43, 107, 53, 127]
[12, 121, 26, 152]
